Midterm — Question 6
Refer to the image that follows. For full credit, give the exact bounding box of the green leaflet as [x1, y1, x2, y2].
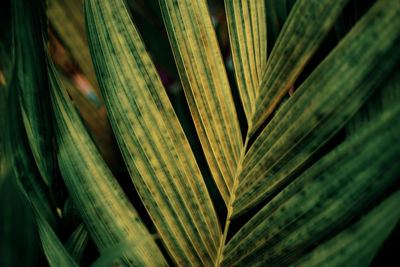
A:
[64, 224, 89, 262]
[47, 50, 166, 265]
[292, 190, 400, 267]
[160, 0, 243, 205]
[5, 74, 57, 228]
[37, 215, 79, 267]
[347, 68, 400, 135]
[4, 74, 69, 267]
[85, 0, 221, 265]
[222, 103, 400, 266]
[250, 0, 350, 135]
[91, 236, 158, 267]
[0, 173, 39, 267]
[12, 0, 54, 186]
[232, 0, 400, 218]
[225, 0, 267, 121]
[10, 4, 82, 265]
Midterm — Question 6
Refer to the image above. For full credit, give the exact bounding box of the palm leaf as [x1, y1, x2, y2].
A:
[160, 0, 243, 205]
[4, 73, 70, 267]
[47, 51, 166, 265]
[225, 0, 267, 121]
[36, 215, 79, 267]
[4, 0, 400, 265]
[293, 190, 400, 267]
[64, 224, 89, 262]
[85, 0, 220, 265]
[222, 102, 400, 266]
[249, 0, 350, 134]
[347, 67, 400, 135]
[232, 0, 400, 218]
[5, 73, 57, 228]
[12, 0, 55, 187]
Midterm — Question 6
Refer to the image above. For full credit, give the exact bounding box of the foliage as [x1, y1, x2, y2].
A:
[1, 0, 399, 266]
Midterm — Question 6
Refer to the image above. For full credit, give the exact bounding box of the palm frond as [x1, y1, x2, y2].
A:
[12, 0, 54, 186]
[293, 190, 400, 266]
[160, 0, 243, 206]
[232, 0, 400, 218]
[64, 224, 89, 262]
[225, 0, 267, 121]
[3, 0, 399, 265]
[250, 0, 350, 134]
[36, 214, 79, 267]
[85, 0, 221, 265]
[48, 52, 166, 265]
[223, 102, 400, 266]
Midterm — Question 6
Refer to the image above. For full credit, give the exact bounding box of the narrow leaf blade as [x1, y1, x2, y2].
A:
[13, 0, 54, 186]
[233, 0, 400, 218]
[225, 0, 267, 120]
[48, 52, 166, 266]
[85, 0, 221, 265]
[160, 0, 243, 204]
[37, 215, 79, 267]
[223, 103, 400, 266]
[292, 191, 400, 267]
[250, 0, 350, 134]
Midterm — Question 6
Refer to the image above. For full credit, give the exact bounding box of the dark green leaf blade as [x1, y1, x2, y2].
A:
[233, 0, 400, 218]
[223, 102, 400, 266]
[292, 190, 400, 267]
[12, 0, 54, 186]
[347, 68, 400, 135]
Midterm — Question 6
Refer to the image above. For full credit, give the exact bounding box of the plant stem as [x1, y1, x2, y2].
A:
[215, 134, 250, 266]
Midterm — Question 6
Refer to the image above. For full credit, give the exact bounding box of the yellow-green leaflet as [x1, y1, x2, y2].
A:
[85, 0, 221, 265]
[48, 51, 166, 266]
[160, 0, 243, 205]
[292, 190, 400, 267]
[225, 0, 267, 121]
[249, 0, 350, 135]
[231, 0, 400, 218]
